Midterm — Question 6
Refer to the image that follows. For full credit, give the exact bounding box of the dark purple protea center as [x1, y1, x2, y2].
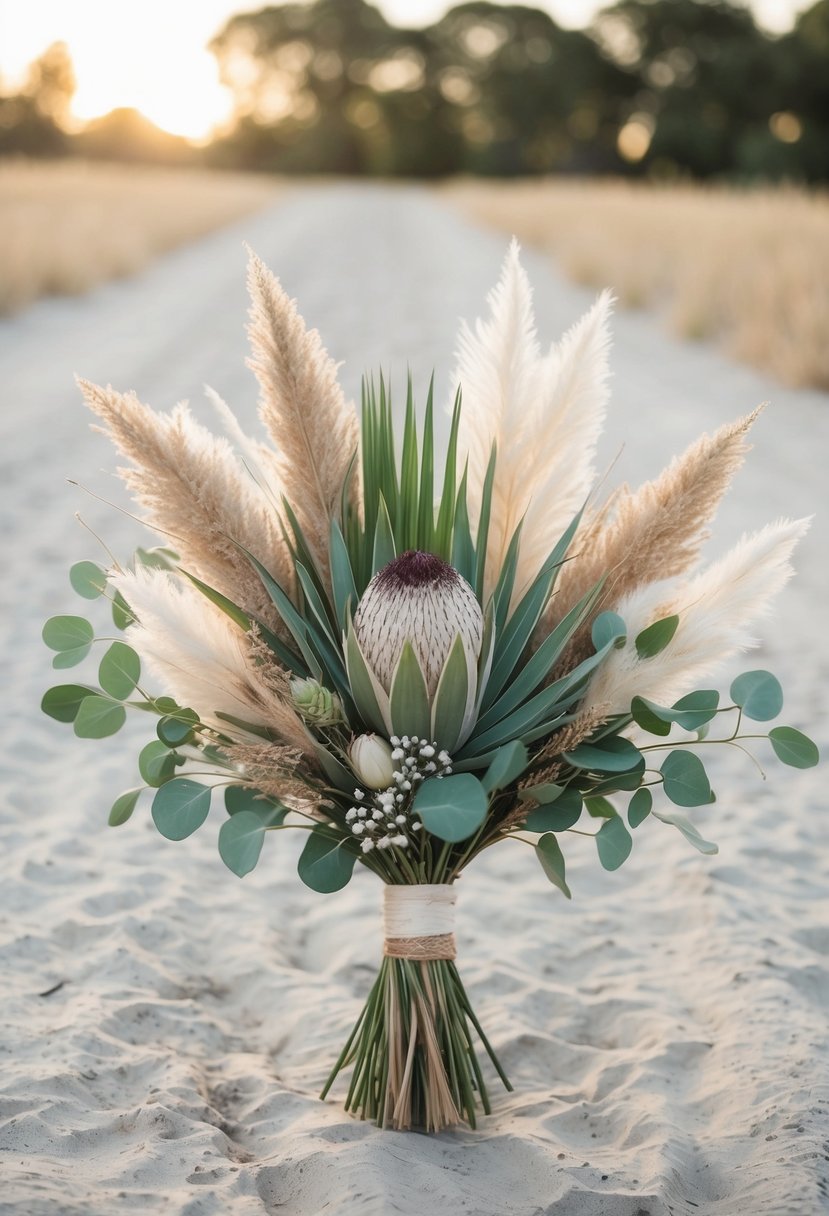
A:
[373, 550, 459, 592]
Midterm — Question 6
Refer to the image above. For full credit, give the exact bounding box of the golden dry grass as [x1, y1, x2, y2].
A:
[445, 178, 829, 391]
[0, 160, 282, 314]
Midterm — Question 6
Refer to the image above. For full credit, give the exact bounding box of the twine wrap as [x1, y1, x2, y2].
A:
[383, 884, 457, 960]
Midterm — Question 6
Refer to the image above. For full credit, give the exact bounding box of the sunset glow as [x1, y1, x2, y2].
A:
[0, 0, 812, 141]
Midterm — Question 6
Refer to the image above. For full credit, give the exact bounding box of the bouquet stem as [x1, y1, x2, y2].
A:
[321, 956, 512, 1131]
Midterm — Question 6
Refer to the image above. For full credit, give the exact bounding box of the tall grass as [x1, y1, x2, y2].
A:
[446, 178, 829, 391]
[0, 160, 281, 314]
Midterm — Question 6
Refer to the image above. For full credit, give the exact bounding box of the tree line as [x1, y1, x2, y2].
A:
[2, 0, 828, 180]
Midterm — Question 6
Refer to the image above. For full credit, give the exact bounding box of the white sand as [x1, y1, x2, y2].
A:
[1, 184, 827, 1216]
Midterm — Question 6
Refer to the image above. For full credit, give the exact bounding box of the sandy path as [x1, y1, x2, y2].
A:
[1, 184, 827, 1216]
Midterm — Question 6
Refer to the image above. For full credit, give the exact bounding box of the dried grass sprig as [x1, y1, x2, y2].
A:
[581, 516, 810, 716]
[454, 241, 612, 602]
[220, 740, 319, 805]
[110, 567, 313, 751]
[541, 406, 763, 662]
[246, 251, 360, 582]
[79, 379, 292, 633]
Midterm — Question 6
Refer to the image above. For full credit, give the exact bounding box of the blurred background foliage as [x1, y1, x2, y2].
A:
[1, 0, 827, 180]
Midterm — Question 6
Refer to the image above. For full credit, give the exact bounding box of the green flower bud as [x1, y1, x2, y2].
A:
[290, 677, 342, 726]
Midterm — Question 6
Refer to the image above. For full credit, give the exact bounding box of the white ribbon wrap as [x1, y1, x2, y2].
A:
[383, 883, 457, 940]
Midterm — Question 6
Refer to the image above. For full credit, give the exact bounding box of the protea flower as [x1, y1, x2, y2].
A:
[344, 551, 491, 752]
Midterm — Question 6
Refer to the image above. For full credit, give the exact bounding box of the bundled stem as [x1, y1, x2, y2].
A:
[321, 956, 511, 1132]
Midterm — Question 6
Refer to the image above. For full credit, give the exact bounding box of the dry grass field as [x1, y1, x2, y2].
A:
[446, 178, 829, 390]
[0, 160, 282, 314]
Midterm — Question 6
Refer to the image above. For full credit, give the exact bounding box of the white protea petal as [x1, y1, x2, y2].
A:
[353, 551, 483, 699]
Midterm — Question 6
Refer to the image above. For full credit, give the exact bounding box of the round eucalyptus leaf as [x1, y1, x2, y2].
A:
[768, 726, 819, 769]
[157, 709, 199, 748]
[591, 611, 626, 651]
[99, 642, 141, 700]
[70, 561, 107, 600]
[151, 778, 211, 841]
[225, 786, 288, 826]
[298, 829, 359, 893]
[139, 740, 178, 787]
[596, 815, 633, 871]
[565, 736, 643, 774]
[660, 750, 713, 807]
[730, 670, 783, 722]
[109, 788, 142, 827]
[41, 684, 96, 724]
[631, 696, 672, 736]
[218, 810, 267, 877]
[412, 773, 488, 843]
[73, 696, 126, 739]
[524, 788, 582, 833]
[42, 615, 94, 652]
[670, 690, 720, 730]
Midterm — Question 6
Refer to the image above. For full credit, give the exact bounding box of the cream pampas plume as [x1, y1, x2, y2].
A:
[542, 406, 763, 661]
[79, 380, 293, 635]
[580, 516, 810, 716]
[246, 250, 360, 583]
[110, 566, 314, 753]
[454, 241, 612, 602]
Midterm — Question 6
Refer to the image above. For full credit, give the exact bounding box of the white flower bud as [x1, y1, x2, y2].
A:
[348, 733, 395, 791]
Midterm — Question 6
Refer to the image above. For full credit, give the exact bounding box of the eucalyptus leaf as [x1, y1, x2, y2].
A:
[524, 788, 582, 833]
[98, 641, 141, 700]
[565, 736, 643, 774]
[151, 778, 211, 841]
[627, 787, 653, 828]
[139, 740, 178, 787]
[225, 786, 288, 827]
[653, 809, 718, 854]
[596, 815, 633, 871]
[591, 611, 626, 651]
[218, 810, 268, 876]
[412, 773, 488, 843]
[730, 670, 784, 722]
[630, 696, 672, 736]
[70, 561, 107, 600]
[157, 709, 199, 748]
[635, 615, 679, 659]
[43, 615, 94, 665]
[585, 796, 616, 819]
[74, 696, 126, 739]
[111, 591, 134, 630]
[109, 788, 141, 827]
[660, 750, 713, 807]
[536, 833, 571, 898]
[298, 829, 360, 893]
[41, 684, 97, 723]
[768, 726, 819, 769]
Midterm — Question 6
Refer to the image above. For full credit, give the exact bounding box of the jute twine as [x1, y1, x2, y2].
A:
[383, 884, 457, 961]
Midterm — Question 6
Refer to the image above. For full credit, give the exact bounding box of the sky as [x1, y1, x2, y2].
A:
[0, 0, 814, 141]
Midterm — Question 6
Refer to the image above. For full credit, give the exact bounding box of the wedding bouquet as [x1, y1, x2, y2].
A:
[42, 244, 817, 1132]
